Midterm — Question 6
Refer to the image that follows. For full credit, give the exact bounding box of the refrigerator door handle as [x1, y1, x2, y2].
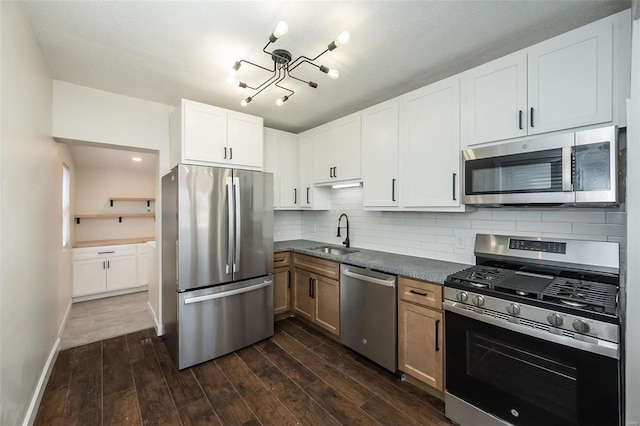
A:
[226, 176, 234, 275]
[183, 280, 272, 304]
[233, 176, 241, 273]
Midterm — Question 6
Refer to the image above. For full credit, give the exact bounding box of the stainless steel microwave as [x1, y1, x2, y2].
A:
[462, 126, 617, 206]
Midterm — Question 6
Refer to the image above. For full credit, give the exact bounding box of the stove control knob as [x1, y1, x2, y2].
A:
[456, 292, 468, 303]
[472, 295, 485, 307]
[573, 319, 590, 334]
[506, 303, 521, 316]
[547, 313, 563, 327]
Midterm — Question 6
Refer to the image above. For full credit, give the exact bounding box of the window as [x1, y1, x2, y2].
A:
[62, 164, 70, 247]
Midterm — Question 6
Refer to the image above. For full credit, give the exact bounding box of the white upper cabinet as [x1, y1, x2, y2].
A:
[527, 17, 612, 135]
[298, 130, 330, 210]
[314, 112, 362, 184]
[263, 128, 298, 210]
[170, 99, 263, 170]
[463, 11, 622, 147]
[362, 99, 400, 208]
[400, 75, 463, 209]
[465, 51, 528, 145]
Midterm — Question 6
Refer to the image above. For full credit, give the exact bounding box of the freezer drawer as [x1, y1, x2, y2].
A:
[175, 276, 273, 369]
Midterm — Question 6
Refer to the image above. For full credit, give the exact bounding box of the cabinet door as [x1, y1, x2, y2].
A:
[293, 269, 314, 321]
[227, 111, 264, 169]
[183, 100, 228, 164]
[299, 131, 330, 210]
[278, 132, 299, 208]
[273, 267, 290, 315]
[73, 258, 107, 297]
[137, 252, 150, 286]
[528, 18, 613, 135]
[263, 129, 279, 208]
[335, 113, 362, 182]
[465, 51, 528, 145]
[398, 301, 443, 391]
[362, 99, 399, 207]
[314, 125, 337, 184]
[106, 255, 138, 291]
[400, 75, 461, 207]
[314, 275, 340, 336]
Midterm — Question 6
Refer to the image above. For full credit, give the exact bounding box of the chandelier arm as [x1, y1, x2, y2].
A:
[274, 68, 295, 96]
[238, 59, 273, 73]
[249, 67, 283, 100]
[289, 48, 329, 68]
[288, 59, 320, 74]
[286, 73, 314, 87]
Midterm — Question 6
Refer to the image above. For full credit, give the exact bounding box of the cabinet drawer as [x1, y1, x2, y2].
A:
[293, 253, 339, 280]
[274, 251, 290, 267]
[73, 244, 137, 260]
[398, 277, 442, 310]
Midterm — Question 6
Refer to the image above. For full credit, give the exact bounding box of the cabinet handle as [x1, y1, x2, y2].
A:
[103, 261, 106, 269]
[224, 147, 227, 159]
[287, 271, 290, 289]
[294, 188, 297, 204]
[530, 107, 535, 128]
[518, 110, 523, 130]
[309, 278, 313, 297]
[329, 167, 334, 178]
[98, 251, 115, 254]
[452, 173, 457, 201]
[311, 278, 316, 298]
[409, 289, 428, 297]
[230, 147, 233, 159]
[333, 167, 337, 178]
[392, 178, 396, 202]
[307, 187, 310, 204]
[435, 319, 440, 352]
[107, 260, 110, 269]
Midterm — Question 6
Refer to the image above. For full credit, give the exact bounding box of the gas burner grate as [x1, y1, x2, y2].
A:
[445, 266, 514, 289]
[541, 278, 618, 315]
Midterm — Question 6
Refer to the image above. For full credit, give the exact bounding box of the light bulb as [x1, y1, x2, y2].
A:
[328, 69, 339, 79]
[335, 31, 350, 47]
[240, 97, 252, 107]
[276, 95, 289, 106]
[231, 61, 241, 73]
[273, 21, 288, 38]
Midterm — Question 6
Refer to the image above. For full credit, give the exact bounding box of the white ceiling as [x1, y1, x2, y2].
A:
[25, 1, 630, 134]
[69, 144, 157, 173]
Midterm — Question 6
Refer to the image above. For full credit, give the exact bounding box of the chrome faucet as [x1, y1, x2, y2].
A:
[337, 213, 350, 248]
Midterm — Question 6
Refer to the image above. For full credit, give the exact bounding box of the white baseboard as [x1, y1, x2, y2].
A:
[147, 300, 163, 335]
[72, 286, 147, 303]
[22, 337, 60, 426]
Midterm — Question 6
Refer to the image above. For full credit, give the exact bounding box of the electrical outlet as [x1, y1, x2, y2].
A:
[627, 421, 639, 426]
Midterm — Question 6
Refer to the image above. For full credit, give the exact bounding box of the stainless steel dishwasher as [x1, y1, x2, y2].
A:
[340, 264, 397, 373]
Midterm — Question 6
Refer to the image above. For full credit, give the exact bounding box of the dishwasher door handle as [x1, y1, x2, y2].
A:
[184, 280, 271, 304]
[342, 269, 395, 287]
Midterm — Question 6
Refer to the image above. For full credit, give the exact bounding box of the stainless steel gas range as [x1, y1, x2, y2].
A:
[443, 234, 621, 426]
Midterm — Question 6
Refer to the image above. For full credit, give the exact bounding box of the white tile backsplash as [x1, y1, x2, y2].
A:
[278, 186, 628, 267]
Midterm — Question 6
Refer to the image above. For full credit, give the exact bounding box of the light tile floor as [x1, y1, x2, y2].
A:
[60, 291, 155, 349]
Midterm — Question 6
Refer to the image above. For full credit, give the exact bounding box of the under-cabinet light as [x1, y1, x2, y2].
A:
[132, 157, 142, 162]
[331, 182, 363, 189]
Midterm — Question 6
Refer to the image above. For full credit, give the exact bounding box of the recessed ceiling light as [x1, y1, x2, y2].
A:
[132, 157, 142, 162]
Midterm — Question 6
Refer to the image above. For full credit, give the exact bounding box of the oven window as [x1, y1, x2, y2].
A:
[467, 332, 577, 423]
[466, 148, 564, 194]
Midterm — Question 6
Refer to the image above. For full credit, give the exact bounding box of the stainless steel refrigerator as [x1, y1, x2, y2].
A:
[161, 164, 274, 369]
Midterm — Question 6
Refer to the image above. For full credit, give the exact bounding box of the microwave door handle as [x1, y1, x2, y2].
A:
[562, 147, 573, 191]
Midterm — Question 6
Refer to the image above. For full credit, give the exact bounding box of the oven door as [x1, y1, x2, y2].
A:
[445, 310, 620, 426]
[462, 132, 574, 205]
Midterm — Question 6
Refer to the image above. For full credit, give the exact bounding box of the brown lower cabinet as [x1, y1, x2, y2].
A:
[273, 252, 290, 315]
[292, 253, 340, 335]
[398, 276, 444, 392]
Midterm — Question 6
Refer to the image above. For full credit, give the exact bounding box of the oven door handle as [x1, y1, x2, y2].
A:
[442, 300, 619, 359]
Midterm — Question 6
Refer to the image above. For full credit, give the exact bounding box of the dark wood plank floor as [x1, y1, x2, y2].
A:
[35, 317, 450, 425]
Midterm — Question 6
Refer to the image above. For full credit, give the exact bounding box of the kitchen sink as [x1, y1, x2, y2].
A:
[310, 246, 359, 256]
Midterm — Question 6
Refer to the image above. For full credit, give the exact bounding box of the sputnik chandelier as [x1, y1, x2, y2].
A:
[228, 21, 350, 106]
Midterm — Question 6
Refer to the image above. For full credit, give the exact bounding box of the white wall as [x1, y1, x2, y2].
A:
[74, 166, 156, 242]
[298, 187, 626, 266]
[0, 3, 65, 424]
[625, 13, 640, 426]
[56, 144, 75, 328]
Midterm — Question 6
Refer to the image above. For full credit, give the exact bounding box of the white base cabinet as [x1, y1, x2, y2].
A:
[73, 243, 147, 299]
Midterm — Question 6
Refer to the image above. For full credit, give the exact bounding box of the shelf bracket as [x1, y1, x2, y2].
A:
[147, 200, 151, 207]
[118, 216, 122, 223]
[76, 218, 80, 224]
[110, 200, 114, 207]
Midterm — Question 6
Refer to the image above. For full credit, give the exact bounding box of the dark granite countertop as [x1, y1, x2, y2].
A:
[274, 239, 468, 284]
